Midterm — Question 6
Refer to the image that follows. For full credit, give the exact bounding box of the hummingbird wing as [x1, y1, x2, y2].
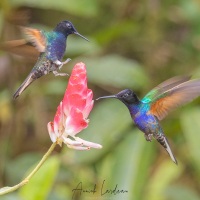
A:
[142, 76, 200, 120]
[0, 39, 39, 59]
[0, 27, 46, 58]
[142, 75, 191, 103]
[22, 27, 46, 52]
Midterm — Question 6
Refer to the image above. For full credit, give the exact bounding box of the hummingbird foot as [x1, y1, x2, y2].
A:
[54, 58, 71, 70]
[53, 71, 69, 76]
[145, 133, 153, 142]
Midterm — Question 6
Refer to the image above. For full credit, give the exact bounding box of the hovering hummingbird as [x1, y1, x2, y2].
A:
[12, 20, 89, 99]
[97, 76, 200, 164]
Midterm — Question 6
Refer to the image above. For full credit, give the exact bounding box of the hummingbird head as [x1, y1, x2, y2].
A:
[116, 89, 139, 104]
[96, 89, 140, 106]
[55, 20, 89, 41]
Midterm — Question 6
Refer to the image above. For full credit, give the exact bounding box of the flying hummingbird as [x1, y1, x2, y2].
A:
[97, 76, 200, 164]
[12, 20, 89, 99]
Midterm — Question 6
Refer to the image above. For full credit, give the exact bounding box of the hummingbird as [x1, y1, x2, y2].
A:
[12, 20, 89, 99]
[97, 76, 200, 164]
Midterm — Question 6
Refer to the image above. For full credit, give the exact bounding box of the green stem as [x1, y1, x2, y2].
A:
[0, 142, 57, 196]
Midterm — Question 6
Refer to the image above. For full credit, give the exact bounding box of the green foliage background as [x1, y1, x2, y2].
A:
[1, 0, 200, 199]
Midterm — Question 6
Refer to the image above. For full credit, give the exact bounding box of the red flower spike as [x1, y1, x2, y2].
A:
[47, 62, 102, 150]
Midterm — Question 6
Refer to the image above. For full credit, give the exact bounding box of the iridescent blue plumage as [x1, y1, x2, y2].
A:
[13, 20, 89, 99]
[97, 76, 200, 164]
[45, 32, 67, 61]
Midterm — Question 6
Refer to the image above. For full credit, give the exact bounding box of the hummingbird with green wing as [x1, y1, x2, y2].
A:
[12, 20, 89, 99]
[97, 76, 200, 164]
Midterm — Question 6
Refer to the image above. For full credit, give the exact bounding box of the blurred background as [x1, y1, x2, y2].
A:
[1, 0, 200, 199]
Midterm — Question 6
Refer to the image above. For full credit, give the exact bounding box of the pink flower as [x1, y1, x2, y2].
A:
[47, 62, 102, 150]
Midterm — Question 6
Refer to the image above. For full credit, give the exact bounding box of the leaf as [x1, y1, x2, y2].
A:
[43, 79, 67, 95]
[66, 38, 101, 56]
[106, 130, 155, 200]
[6, 153, 42, 185]
[144, 160, 183, 200]
[82, 54, 149, 90]
[180, 0, 200, 22]
[165, 185, 200, 200]
[19, 156, 60, 200]
[0, 191, 21, 200]
[10, 0, 99, 17]
[94, 20, 139, 45]
[180, 107, 200, 169]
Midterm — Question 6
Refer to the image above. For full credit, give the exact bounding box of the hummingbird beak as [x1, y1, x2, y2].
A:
[74, 32, 89, 42]
[96, 95, 116, 101]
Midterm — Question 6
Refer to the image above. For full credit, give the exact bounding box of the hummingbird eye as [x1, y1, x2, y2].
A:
[66, 23, 71, 28]
[123, 93, 129, 98]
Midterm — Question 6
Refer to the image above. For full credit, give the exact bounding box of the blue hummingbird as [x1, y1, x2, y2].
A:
[12, 20, 89, 99]
[97, 76, 200, 164]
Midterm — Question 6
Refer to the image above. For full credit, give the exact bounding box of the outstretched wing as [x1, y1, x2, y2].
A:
[142, 76, 191, 103]
[0, 27, 46, 58]
[0, 39, 40, 59]
[22, 27, 46, 52]
[142, 76, 200, 120]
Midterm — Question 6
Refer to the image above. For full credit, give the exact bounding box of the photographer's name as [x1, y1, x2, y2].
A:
[72, 180, 128, 199]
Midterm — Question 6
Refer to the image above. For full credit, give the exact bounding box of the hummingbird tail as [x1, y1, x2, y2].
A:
[156, 134, 178, 165]
[13, 72, 36, 99]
